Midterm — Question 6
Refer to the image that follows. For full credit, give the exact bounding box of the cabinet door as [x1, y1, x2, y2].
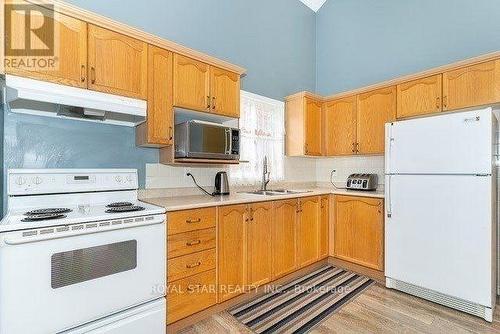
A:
[87, 25, 147, 99]
[272, 199, 297, 278]
[443, 60, 500, 111]
[357, 86, 396, 155]
[246, 202, 273, 287]
[304, 98, 323, 156]
[319, 196, 329, 259]
[137, 45, 173, 146]
[334, 195, 384, 271]
[324, 97, 357, 156]
[210, 67, 240, 117]
[218, 204, 247, 302]
[5, 5, 87, 88]
[297, 196, 320, 268]
[397, 74, 442, 119]
[173, 54, 210, 112]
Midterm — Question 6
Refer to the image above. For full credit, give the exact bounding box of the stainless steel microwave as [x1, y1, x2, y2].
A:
[174, 120, 240, 160]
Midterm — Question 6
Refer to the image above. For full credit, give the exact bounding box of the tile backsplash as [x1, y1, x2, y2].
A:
[145, 155, 384, 190]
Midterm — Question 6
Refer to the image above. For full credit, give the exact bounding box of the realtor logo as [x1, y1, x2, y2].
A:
[4, 1, 59, 70]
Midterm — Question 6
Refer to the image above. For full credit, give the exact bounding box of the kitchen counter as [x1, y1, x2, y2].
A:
[141, 187, 384, 212]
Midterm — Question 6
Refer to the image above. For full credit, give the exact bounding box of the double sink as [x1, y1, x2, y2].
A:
[243, 189, 312, 196]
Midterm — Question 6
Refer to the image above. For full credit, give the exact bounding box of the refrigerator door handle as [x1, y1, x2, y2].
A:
[387, 175, 392, 218]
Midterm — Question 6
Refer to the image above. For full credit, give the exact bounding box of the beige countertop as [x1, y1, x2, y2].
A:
[141, 187, 384, 212]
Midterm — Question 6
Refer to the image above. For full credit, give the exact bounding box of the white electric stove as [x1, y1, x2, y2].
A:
[0, 169, 167, 334]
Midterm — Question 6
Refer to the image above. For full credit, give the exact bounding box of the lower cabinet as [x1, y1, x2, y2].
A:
[333, 195, 384, 271]
[218, 204, 247, 302]
[272, 199, 298, 278]
[296, 196, 320, 267]
[246, 202, 274, 287]
[319, 196, 329, 258]
[166, 208, 217, 324]
[167, 269, 217, 324]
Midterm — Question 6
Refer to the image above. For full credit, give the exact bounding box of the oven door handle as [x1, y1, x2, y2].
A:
[3, 218, 164, 245]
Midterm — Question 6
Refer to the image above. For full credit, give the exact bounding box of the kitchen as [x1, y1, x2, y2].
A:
[1, 0, 499, 333]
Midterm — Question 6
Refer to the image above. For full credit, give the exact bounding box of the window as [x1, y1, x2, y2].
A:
[229, 91, 285, 185]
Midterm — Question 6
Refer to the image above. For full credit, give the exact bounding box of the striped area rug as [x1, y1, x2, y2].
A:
[228, 265, 373, 334]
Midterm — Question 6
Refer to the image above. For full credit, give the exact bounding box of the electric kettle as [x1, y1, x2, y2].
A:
[214, 172, 230, 195]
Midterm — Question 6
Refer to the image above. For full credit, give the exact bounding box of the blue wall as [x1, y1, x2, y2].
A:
[316, 0, 500, 95]
[2, 0, 316, 213]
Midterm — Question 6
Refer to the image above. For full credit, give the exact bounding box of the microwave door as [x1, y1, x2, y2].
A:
[189, 123, 230, 159]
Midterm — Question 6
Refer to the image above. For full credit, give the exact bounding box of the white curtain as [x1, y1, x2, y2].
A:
[229, 91, 285, 185]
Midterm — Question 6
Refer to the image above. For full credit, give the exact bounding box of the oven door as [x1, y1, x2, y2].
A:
[0, 216, 166, 334]
[187, 122, 239, 160]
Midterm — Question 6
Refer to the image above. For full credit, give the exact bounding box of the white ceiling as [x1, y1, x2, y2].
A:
[299, 0, 327, 12]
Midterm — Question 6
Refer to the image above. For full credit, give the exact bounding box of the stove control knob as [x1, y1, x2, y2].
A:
[33, 176, 43, 185]
[15, 176, 26, 186]
[115, 176, 123, 183]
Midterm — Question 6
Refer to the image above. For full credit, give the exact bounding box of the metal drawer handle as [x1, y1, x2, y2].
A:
[186, 218, 201, 224]
[186, 261, 202, 269]
[186, 239, 201, 246]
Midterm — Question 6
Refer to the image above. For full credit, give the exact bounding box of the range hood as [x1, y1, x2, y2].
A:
[3, 75, 147, 126]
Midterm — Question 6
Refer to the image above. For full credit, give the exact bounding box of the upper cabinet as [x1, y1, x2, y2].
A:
[356, 86, 396, 155]
[324, 97, 357, 155]
[305, 98, 323, 156]
[87, 25, 148, 99]
[210, 67, 240, 117]
[443, 60, 500, 111]
[397, 74, 443, 119]
[285, 95, 323, 156]
[5, 4, 87, 88]
[173, 54, 210, 112]
[136, 46, 173, 147]
[173, 55, 241, 117]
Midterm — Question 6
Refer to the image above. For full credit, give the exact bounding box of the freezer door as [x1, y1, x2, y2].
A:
[385, 174, 495, 307]
[385, 108, 494, 174]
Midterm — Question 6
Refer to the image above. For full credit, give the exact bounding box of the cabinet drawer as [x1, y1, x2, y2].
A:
[168, 207, 216, 235]
[167, 228, 216, 259]
[168, 249, 216, 282]
[167, 269, 217, 324]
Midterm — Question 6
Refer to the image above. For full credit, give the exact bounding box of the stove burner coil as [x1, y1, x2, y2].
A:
[105, 206, 145, 213]
[21, 213, 67, 222]
[106, 202, 134, 208]
[24, 208, 72, 216]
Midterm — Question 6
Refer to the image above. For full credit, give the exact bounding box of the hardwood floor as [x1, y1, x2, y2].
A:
[178, 284, 500, 334]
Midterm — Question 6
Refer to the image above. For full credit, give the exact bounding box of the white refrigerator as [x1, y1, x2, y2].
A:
[385, 107, 497, 321]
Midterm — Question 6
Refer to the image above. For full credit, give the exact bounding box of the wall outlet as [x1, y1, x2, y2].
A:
[331, 169, 337, 178]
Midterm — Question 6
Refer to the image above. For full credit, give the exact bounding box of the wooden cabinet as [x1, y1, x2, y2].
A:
[210, 66, 240, 117]
[305, 98, 323, 156]
[218, 204, 247, 302]
[285, 96, 323, 156]
[173, 54, 210, 112]
[333, 195, 384, 271]
[323, 96, 357, 156]
[296, 196, 320, 267]
[246, 202, 273, 287]
[356, 86, 396, 154]
[319, 196, 329, 259]
[5, 4, 87, 88]
[167, 269, 217, 324]
[397, 74, 442, 119]
[136, 45, 173, 147]
[272, 199, 297, 278]
[443, 60, 500, 111]
[87, 24, 147, 99]
[173, 55, 241, 117]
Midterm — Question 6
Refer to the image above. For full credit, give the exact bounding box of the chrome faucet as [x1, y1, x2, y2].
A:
[260, 156, 271, 191]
